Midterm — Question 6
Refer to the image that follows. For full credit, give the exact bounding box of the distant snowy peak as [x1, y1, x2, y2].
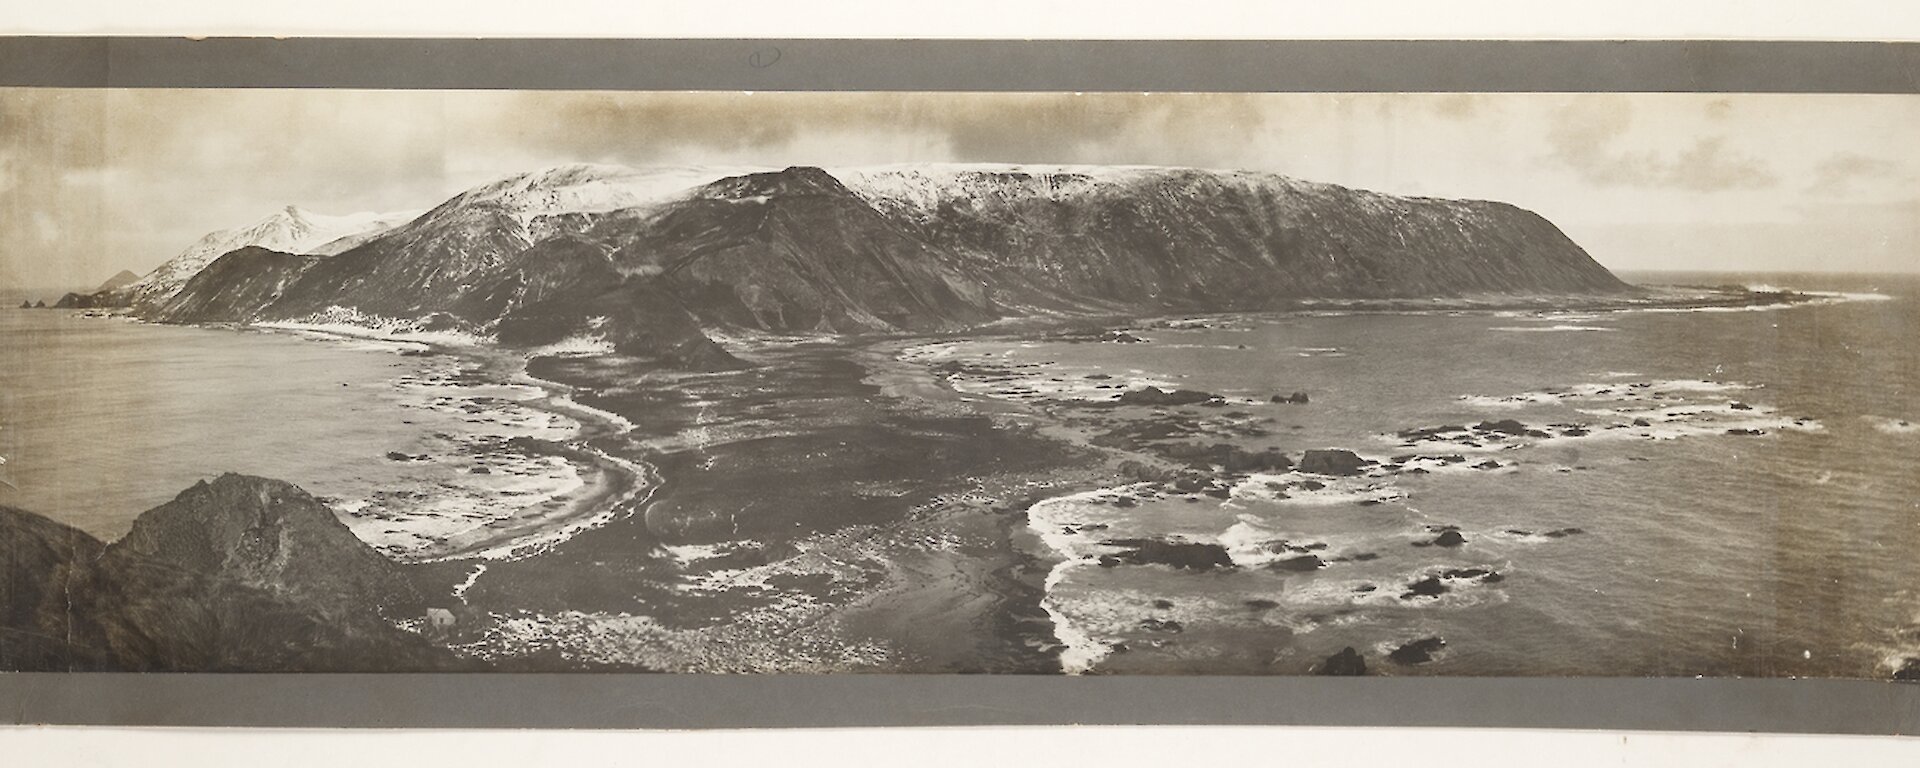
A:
[127, 206, 416, 304]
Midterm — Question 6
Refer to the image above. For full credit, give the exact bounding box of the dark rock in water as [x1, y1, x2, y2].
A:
[1299, 449, 1369, 476]
[1138, 617, 1184, 633]
[1099, 331, 1149, 344]
[1632, 418, 1653, 427]
[1398, 425, 1466, 441]
[1351, 552, 1380, 562]
[1099, 538, 1236, 571]
[468, 466, 492, 474]
[1894, 659, 1920, 681]
[1316, 646, 1368, 676]
[1270, 391, 1310, 404]
[1116, 459, 1178, 484]
[1119, 386, 1223, 407]
[385, 452, 426, 462]
[1202, 487, 1233, 500]
[31, 300, 46, 308]
[1541, 527, 1585, 538]
[16, 300, 30, 309]
[1413, 529, 1468, 549]
[1244, 599, 1280, 610]
[1472, 460, 1501, 470]
[1271, 555, 1327, 572]
[1442, 567, 1503, 584]
[1560, 427, 1590, 437]
[1155, 442, 1293, 473]
[1726, 428, 1766, 436]
[1729, 401, 1752, 411]
[1476, 419, 1529, 436]
[1401, 576, 1450, 599]
[1085, 373, 1112, 380]
[1172, 472, 1211, 493]
[1151, 599, 1175, 610]
[1296, 479, 1327, 491]
[1388, 637, 1448, 664]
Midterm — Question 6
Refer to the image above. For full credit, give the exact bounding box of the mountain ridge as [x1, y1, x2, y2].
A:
[135, 163, 1632, 368]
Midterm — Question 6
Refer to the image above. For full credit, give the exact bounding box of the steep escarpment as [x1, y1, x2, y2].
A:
[840, 165, 1630, 309]
[0, 475, 451, 672]
[139, 163, 1629, 369]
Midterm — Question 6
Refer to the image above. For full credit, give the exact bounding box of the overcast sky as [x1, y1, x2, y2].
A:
[2, 89, 1915, 290]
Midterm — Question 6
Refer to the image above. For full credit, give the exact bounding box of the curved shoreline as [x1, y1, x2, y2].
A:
[242, 323, 661, 564]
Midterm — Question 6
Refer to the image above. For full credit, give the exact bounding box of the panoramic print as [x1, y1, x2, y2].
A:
[2, 90, 1916, 677]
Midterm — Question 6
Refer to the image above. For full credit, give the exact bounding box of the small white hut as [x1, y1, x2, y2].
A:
[425, 607, 456, 636]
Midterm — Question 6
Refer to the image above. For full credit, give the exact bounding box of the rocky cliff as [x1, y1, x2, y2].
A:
[0, 474, 451, 672]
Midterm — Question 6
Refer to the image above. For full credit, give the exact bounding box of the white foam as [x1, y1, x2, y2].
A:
[1488, 324, 1618, 333]
[259, 306, 493, 347]
[1230, 471, 1409, 507]
[528, 334, 614, 357]
[1865, 416, 1920, 435]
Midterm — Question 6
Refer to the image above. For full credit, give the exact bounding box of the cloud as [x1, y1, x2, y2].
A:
[1545, 99, 1775, 192]
[1807, 152, 1912, 196]
[472, 92, 1272, 169]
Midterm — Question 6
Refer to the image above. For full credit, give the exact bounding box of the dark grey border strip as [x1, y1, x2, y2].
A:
[0, 38, 1918, 91]
[4, 37, 1920, 734]
[4, 674, 1917, 732]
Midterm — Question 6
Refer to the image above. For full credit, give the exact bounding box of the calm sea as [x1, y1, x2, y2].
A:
[0, 312, 582, 560]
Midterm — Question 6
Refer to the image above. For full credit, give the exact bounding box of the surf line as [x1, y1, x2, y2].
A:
[247, 321, 663, 564]
[427, 350, 663, 562]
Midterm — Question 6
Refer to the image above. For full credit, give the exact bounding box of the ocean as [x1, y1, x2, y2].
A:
[0, 312, 597, 561]
[2, 271, 1915, 677]
[918, 271, 1920, 677]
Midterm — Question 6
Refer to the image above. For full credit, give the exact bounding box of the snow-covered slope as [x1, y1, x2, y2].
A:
[125, 206, 416, 305]
[438, 163, 770, 235]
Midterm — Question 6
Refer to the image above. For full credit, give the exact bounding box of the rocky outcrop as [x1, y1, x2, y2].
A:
[1097, 537, 1235, 571]
[0, 475, 450, 672]
[1299, 449, 1369, 476]
[53, 287, 133, 309]
[1316, 646, 1368, 675]
[1388, 636, 1448, 664]
[106, 474, 420, 616]
[494, 278, 745, 371]
[1117, 386, 1225, 407]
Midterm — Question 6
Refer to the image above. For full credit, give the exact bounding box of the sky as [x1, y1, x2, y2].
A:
[2, 89, 1916, 291]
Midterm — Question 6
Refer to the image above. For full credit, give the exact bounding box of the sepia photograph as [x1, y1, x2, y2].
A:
[2, 85, 1918, 684]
